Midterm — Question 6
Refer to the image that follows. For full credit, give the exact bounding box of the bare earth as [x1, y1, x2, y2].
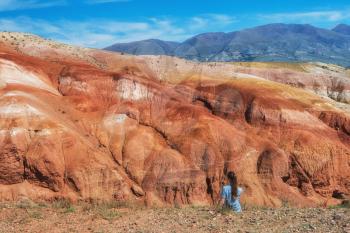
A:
[0, 201, 349, 233]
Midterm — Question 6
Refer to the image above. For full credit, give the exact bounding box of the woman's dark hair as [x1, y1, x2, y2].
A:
[227, 171, 238, 198]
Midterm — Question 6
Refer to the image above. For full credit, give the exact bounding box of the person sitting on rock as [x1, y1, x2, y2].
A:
[220, 171, 243, 212]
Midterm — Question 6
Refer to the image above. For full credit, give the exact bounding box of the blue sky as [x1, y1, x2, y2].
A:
[0, 0, 350, 48]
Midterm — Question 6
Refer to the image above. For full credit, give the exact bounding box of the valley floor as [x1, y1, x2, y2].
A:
[0, 201, 349, 233]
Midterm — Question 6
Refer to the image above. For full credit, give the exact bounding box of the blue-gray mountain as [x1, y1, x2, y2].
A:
[105, 23, 350, 67]
[333, 24, 350, 36]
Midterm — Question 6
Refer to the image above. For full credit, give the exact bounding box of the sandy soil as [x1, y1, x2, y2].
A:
[0, 201, 349, 233]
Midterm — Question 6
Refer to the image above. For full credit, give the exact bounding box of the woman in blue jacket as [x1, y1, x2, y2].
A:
[221, 171, 243, 212]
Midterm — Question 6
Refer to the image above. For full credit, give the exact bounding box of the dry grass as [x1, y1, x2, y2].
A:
[232, 61, 307, 72]
[0, 201, 349, 233]
[184, 74, 336, 112]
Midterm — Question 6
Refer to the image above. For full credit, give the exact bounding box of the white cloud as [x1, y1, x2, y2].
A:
[0, 14, 238, 48]
[208, 14, 237, 25]
[260, 10, 350, 23]
[0, 0, 66, 11]
[189, 14, 237, 31]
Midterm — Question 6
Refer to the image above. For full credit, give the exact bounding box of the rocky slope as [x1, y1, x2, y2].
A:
[0, 32, 349, 207]
[105, 23, 350, 67]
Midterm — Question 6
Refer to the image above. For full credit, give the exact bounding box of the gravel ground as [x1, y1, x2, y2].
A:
[0, 201, 349, 233]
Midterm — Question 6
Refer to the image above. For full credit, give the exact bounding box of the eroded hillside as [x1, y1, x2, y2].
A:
[0, 32, 349, 207]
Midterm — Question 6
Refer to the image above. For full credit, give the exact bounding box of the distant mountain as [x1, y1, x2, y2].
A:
[332, 24, 350, 35]
[104, 39, 179, 55]
[105, 23, 350, 66]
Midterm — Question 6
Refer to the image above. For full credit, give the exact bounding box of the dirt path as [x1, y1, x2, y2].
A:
[0, 201, 349, 233]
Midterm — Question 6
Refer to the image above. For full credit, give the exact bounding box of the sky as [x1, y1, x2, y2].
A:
[0, 0, 350, 48]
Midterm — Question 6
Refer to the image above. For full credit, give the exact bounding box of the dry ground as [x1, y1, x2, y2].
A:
[0, 200, 349, 233]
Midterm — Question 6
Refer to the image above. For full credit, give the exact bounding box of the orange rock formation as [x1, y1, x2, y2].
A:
[0, 33, 349, 207]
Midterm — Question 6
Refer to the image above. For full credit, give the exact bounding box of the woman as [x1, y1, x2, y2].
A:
[220, 171, 243, 212]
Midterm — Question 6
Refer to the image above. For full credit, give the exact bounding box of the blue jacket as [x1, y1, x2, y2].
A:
[221, 185, 243, 212]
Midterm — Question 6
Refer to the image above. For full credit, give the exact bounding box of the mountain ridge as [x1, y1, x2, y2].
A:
[105, 23, 350, 66]
[333, 23, 350, 35]
[105, 38, 180, 55]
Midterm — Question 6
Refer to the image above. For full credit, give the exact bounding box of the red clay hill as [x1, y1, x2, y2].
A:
[0, 32, 349, 207]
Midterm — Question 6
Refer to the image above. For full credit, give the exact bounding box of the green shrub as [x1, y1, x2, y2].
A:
[328, 200, 350, 209]
[64, 206, 76, 213]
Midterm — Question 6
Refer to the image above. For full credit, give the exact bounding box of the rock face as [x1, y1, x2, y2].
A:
[0, 32, 349, 207]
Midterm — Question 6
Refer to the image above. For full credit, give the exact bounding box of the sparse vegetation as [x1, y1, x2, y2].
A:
[28, 210, 43, 219]
[216, 205, 232, 215]
[51, 199, 77, 214]
[64, 205, 76, 213]
[328, 78, 346, 102]
[95, 207, 120, 220]
[328, 200, 350, 209]
[232, 61, 307, 72]
[0, 202, 349, 232]
[15, 199, 36, 209]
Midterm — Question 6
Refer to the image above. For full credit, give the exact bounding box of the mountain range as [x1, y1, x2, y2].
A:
[105, 23, 350, 67]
